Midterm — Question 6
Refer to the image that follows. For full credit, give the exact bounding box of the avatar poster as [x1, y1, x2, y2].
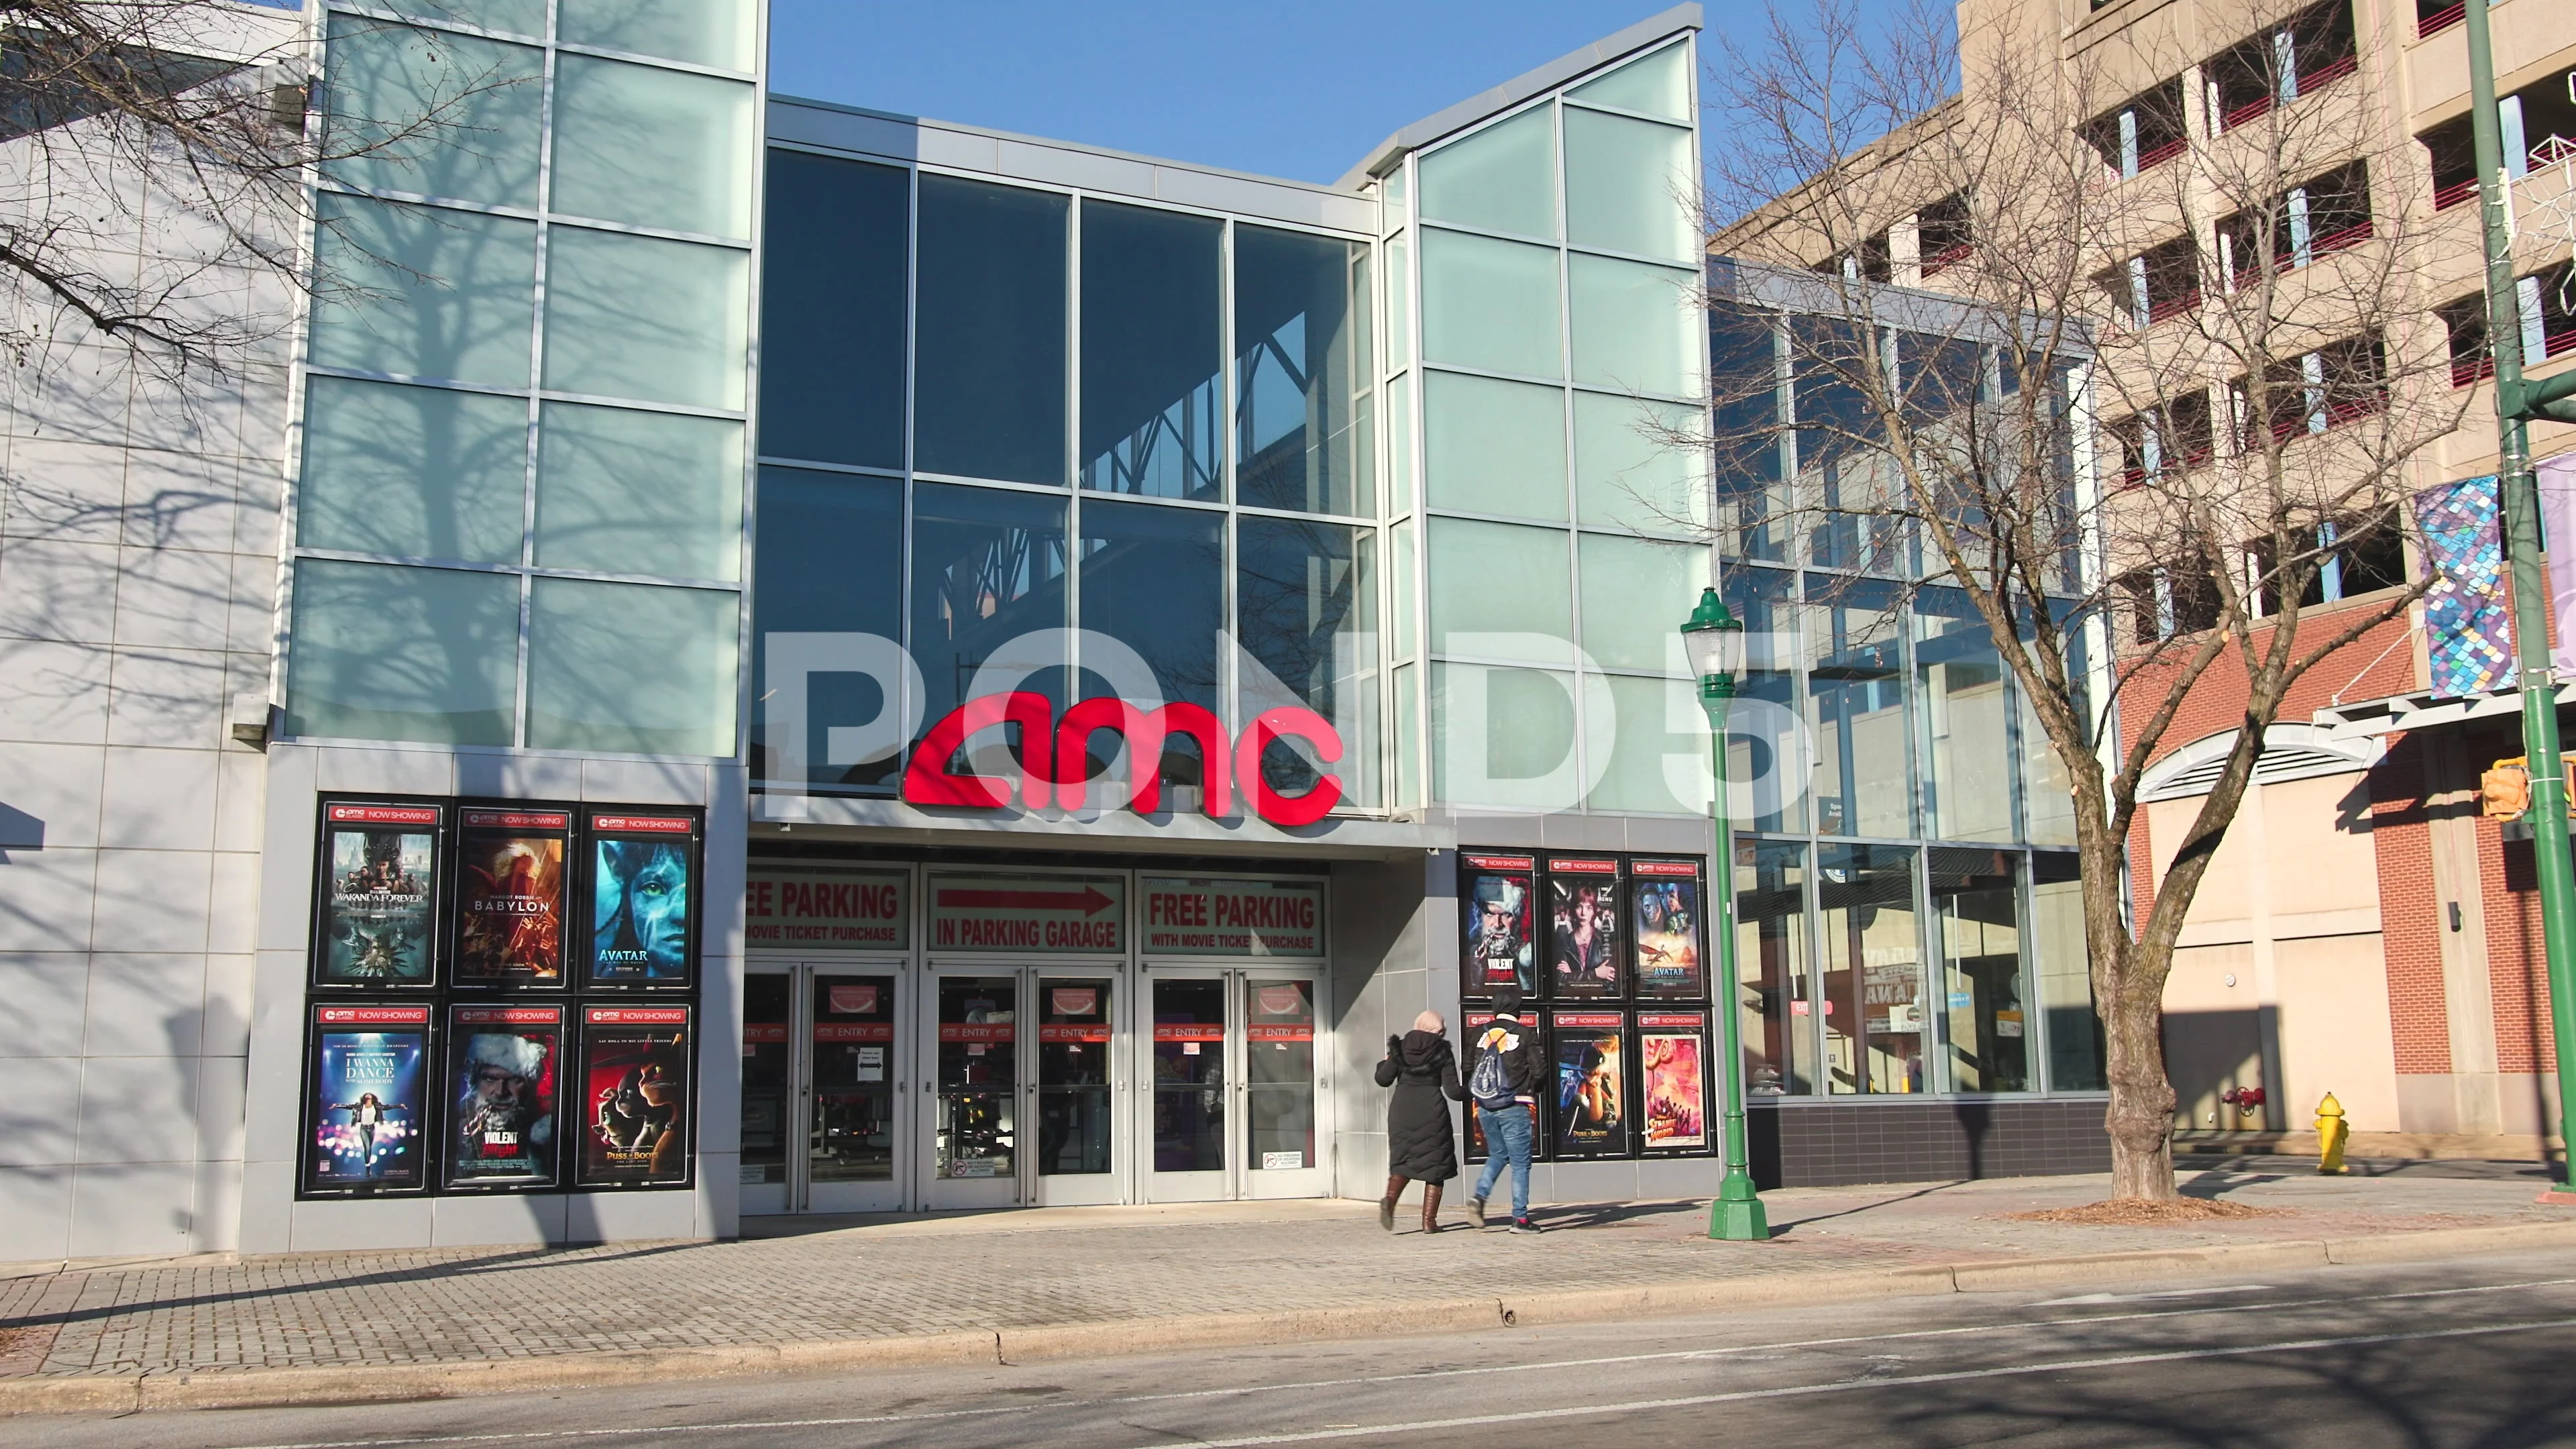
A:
[1630, 863, 1707, 999]
[453, 810, 569, 986]
[1640, 1017, 1709, 1151]
[315, 804, 439, 987]
[303, 1006, 429, 1194]
[587, 814, 698, 987]
[577, 1006, 692, 1187]
[1547, 861, 1622, 998]
[1552, 1014, 1628, 1157]
[444, 1004, 562, 1189]
[1459, 854, 1535, 1000]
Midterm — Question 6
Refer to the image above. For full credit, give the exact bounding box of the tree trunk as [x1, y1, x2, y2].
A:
[2103, 966, 2180, 1201]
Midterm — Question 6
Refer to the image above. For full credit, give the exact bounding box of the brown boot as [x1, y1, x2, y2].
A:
[1420, 1182, 1445, 1234]
[1380, 1175, 1406, 1232]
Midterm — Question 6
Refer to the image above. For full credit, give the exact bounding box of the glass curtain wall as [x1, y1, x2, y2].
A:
[288, 0, 761, 754]
[746, 148, 1382, 808]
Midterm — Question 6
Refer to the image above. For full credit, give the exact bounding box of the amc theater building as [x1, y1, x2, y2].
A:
[0, 0, 2110, 1258]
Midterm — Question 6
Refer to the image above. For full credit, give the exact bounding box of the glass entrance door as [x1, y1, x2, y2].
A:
[739, 961, 910, 1215]
[921, 965, 1128, 1209]
[1140, 969, 1326, 1201]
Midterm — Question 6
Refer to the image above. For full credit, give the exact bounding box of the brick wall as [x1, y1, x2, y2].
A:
[2368, 733, 2450, 1075]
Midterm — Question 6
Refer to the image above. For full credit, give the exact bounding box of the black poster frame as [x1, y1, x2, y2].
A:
[1543, 856, 1625, 1001]
[309, 798, 447, 991]
[572, 1003, 699, 1191]
[1635, 1009, 1715, 1157]
[298, 1002, 437, 1198]
[580, 808, 706, 992]
[1546, 1008, 1634, 1159]
[449, 802, 578, 991]
[1457, 853, 1537, 1004]
[1628, 857, 1711, 1002]
[441, 1001, 569, 1193]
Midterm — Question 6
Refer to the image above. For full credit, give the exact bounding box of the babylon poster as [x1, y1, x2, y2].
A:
[453, 808, 570, 986]
[445, 1004, 564, 1190]
[1459, 853, 1535, 1000]
[314, 802, 441, 987]
[303, 1005, 430, 1195]
[1639, 1014, 1709, 1152]
[577, 1006, 692, 1187]
[588, 813, 699, 988]
[1546, 859, 1622, 998]
[1551, 1012, 1629, 1157]
[1630, 861, 1707, 999]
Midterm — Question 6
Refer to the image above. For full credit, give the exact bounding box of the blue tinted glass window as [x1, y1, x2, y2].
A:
[916, 178, 1067, 485]
[1077, 498, 1222, 711]
[1235, 225, 1360, 515]
[910, 482, 1070, 755]
[759, 150, 906, 470]
[1079, 201, 1222, 501]
[1237, 517, 1368, 798]
[751, 467, 904, 794]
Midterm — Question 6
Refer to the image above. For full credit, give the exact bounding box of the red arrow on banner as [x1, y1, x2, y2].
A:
[938, 886, 1116, 917]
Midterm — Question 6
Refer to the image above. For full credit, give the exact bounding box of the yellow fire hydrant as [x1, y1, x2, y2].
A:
[2316, 1091, 2349, 1176]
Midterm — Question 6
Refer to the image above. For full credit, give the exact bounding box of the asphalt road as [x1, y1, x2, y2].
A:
[17, 1248, 2576, 1449]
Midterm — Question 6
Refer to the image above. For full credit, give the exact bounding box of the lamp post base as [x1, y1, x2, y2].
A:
[1708, 1193, 1770, 1242]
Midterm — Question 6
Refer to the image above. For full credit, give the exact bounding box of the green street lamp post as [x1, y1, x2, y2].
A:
[2465, 0, 2576, 1193]
[1682, 586, 1770, 1242]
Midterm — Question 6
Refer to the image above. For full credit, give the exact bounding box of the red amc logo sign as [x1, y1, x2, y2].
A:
[902, 694, 1344, 827]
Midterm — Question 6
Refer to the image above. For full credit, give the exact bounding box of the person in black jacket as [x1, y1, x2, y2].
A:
[1466, 986, 1547, 1233]
[1375, 1010, 1467, 1232]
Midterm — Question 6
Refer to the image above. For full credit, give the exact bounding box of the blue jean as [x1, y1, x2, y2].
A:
[1472, 1104, 1533, 1220]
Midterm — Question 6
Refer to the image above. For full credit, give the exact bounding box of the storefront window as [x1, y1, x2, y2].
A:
[1807, 576, 1911, 839]
[2033, 851, 2104, 1089]
[1711, 299, 1787, 564]
[1737, 839, 1811, 1094]
[915, 176, 1067, 486]
[1929, 848, 2026, 1092]
[758, 150, 907, 471]
[1817, 843, 1921, 1094]
[1236, 225, 1364, 516]
[1915, 586, 2015, 844]
[1080, 201, 1222, 500]
[750, 468, 904, 794]
[1722, 564, 1805, 833]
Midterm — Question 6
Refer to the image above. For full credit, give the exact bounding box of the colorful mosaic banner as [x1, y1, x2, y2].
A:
[2542, 453, 2576, 678]
[2415, 474, 2513, 699]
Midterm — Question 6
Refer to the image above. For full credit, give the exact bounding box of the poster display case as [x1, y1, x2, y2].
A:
[1629, 860, 1708, 1000]
[1544, 857, 1623, 998]
[300, 1003, 433, 1195]
[1548, 1010, 1631, 1157]
[1638, 1011, 1711, 1155]
[574, 1004, 695, 1189]
[311, 802, 444, 989]
[451, 807, 572, 988]
[442, 1002, 566, 1191]
[584, 811, 703, 990]
[1458, 853, 1536, 1002]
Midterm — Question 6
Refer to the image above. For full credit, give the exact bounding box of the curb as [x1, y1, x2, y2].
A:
[10, 1218, 2576, 1416]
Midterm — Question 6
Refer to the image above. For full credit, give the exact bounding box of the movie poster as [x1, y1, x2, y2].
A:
[303, 1005, 431, 1195]
[314, 802, 441, 987]
[1551, 1011, 1629, 1157]
[1462, 1011, 1493, 1161]
[1546, 859, 1622, 998]
[586, 813, 699, 988]
[576, 1005, 692, 1187]
[444, 1004, 563, 1190]
[1640, 1013, 1709, 1152]
[453, 808, 570, 987]
[1459, 853, 1535, 1000]
[1630, 861, 1708, 1000]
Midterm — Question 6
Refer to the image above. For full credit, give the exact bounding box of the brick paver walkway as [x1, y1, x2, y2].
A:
[1, 1165, 2563, 1380]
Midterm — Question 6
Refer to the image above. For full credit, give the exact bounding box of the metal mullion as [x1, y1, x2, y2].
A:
[513, 0, 562, 749]
[1222, 228, 1242, 740]
[1065, 193, 1083, 710]
[1548, 96, 1590, 811]
[900, 163, 920, 782]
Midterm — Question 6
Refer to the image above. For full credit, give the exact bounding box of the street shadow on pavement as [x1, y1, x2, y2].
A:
[1764, 1181, 1964, 1236]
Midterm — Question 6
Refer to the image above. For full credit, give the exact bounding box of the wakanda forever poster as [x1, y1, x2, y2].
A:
[587, 814, 698, 988]
[315, 803, 441, 987]
[577, 1006, 692, 1187]
[453, 809, 570, 985]
[303, 1005, 430, 1194]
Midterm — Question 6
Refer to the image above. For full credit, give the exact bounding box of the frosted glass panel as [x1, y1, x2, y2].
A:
[1390, 519, 1417, 659]
[309, 195, 535, 387]
[1428, 517, 1570, 663]
[382, 0, 545, 38]
[1419, 104, 1558, 240]
[543, 227, 749, 409]
[1569, 253, 1699, 396]
[299, 376, 527, 564]
[1578, 533, 1701, 672]
[1575, 391, 1705, 534]
[534, 402, 743, 580]
[1421, 228, 1561, 380]
[1386, 232, 1411, 372]
[551, 56, 753, 237]
[1387, 372, 1415, 511]
[286, 560, 519, 745]
[527, 579, 741, 755]
[1564, 109, 1696, 262]
[323, 17, 542, 207]
[1587, 672, 1703, 813]
[1571, 41, 1692, 121]
[559, 0, 755, 70]
[1393, 661, 1419, 806]
[1430, 662, 1585, 809]
[1424, 371, 1565, 521]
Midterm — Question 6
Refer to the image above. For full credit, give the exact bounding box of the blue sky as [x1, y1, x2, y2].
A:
[767, 1, 1929, 186]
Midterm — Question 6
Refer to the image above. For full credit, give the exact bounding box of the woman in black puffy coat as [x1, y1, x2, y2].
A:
[1374, 1010, 1467, 1233]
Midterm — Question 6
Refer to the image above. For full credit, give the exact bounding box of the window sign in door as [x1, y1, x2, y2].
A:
[811, 974, 896, 1183]
[935, 976, 1016, 1178]
[1138, 879, 1326, 957]
[1151, 978, 1226, 1171]
[741, 974, 791, 1187]
[928, 873, 1124, 953]
[747, 865, 908, 953]
[1035, 979, 1114, 1175]
[1246, 979, 1316, 1171]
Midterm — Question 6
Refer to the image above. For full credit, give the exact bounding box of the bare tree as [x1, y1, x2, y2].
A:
[1701, 0, 2471, 1200]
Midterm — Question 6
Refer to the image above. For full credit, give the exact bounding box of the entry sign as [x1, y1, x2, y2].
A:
[746, 865, 908, 952]
[1140, 878, 1326, 958]
[928, 873, 1124, 953]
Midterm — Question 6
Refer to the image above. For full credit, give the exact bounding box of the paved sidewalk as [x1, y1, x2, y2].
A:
[1, 1164, 2569, 1401]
